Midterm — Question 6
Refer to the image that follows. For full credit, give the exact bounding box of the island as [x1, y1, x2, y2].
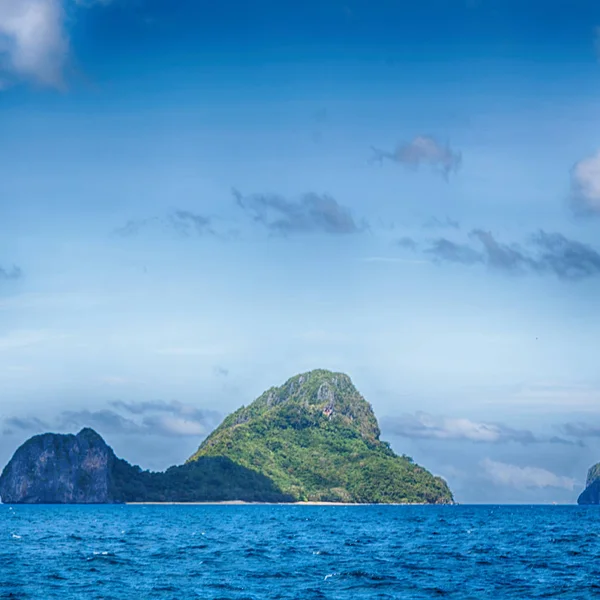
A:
[577, 463, 600, 505]
[0, 369, 453, 505]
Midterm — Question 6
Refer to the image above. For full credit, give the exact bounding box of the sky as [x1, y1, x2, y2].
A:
[2, 0, 600, 504]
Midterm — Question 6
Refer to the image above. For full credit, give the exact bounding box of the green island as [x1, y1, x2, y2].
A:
[189, 369, 452, 504]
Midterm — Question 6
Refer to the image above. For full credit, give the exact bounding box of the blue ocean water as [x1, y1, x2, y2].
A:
[1, 505, 600, 599]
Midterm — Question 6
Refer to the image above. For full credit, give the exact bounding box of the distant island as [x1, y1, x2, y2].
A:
[0, 369, 453, 505]
[577, 463, 600, 504]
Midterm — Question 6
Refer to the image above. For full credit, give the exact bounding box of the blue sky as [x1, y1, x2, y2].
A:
[2, 0, 600, 503]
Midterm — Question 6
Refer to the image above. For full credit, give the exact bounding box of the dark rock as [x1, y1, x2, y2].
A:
[578, 463, 600, 505]
[0, 428, 117, 504]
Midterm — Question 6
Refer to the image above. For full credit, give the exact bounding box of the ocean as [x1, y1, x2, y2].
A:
[1, 504, 599, 599]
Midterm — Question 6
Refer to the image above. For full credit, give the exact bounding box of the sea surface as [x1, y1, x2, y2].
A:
[2, 505, 600, 599]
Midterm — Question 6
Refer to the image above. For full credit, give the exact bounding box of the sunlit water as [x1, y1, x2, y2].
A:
[2, 505, 600, 599]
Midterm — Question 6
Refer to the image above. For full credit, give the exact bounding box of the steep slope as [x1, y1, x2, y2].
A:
[189, 369, 453, 504]
[0, 428, 118, 503]
[577, 463, 600, 505]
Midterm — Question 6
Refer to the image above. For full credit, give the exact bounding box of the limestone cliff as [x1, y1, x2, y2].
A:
[0, 428, 116, 504]
[577, 463, 600, 505]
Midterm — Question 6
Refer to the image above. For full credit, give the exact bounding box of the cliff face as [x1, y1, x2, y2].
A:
[0, 428, 115, 504]
[577, 464, 600, 505]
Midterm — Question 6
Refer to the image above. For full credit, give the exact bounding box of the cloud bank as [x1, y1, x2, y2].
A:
[3, 400, 222, 438]
[480, 458, 575, 491]
[426, 229, 600, 281]
[382, 412, 575, 446]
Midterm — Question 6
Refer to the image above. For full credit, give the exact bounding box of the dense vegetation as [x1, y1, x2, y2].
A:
[189, 369, 453, 504]
[109, 456, 293, 503]
[586, 463, 600, 488]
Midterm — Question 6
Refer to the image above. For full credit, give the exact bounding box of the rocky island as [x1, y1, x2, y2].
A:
[577, 463, 600, 505]
[0, 369, 453, 505]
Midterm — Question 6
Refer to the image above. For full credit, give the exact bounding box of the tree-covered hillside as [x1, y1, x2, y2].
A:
[189, 369, 453, 504]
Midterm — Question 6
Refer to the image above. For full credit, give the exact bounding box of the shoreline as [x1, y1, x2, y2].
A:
[125, 501, 440, 506]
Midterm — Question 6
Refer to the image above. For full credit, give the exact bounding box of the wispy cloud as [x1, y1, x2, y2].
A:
[0, 266, 22, 281]
[426, 229, 600, 281]
[397, 236, 418, 250]
[532, 231, 600, 280]
[560, 422, 600, 439]
[423, 216, 460, 230]
[370, 135, 462, 179]
[59, 409, 141, 435]
[113, 218, 160, 238]
[169, 211, 215, 237]
[472, 229, 533, 272]
[3, 416, 49, 435]
[114, 211, 216, 239]
[427, 238, 483, 266]
[213, 365, 229, 377]
[480, 458, 576, 491]
[109, 399, 221, 437]
[233, 188, 367, 236]
[382, 412, 575, 446]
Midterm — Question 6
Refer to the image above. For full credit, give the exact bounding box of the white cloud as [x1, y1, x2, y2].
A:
[0, 0, 111, 88]
[384, 412, 535, 444]
[570, 150, 600, 214]
[382, 412, 575, 446]
[143, 415, 208, 437]
[7, 400, 221, 439]
[0, 0, 68, 87]
[480, 458, 575, 491]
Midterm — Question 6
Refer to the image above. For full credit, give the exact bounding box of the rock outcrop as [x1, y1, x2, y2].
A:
[0, 428, 116, 504]
[577, 463, 600, 505]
